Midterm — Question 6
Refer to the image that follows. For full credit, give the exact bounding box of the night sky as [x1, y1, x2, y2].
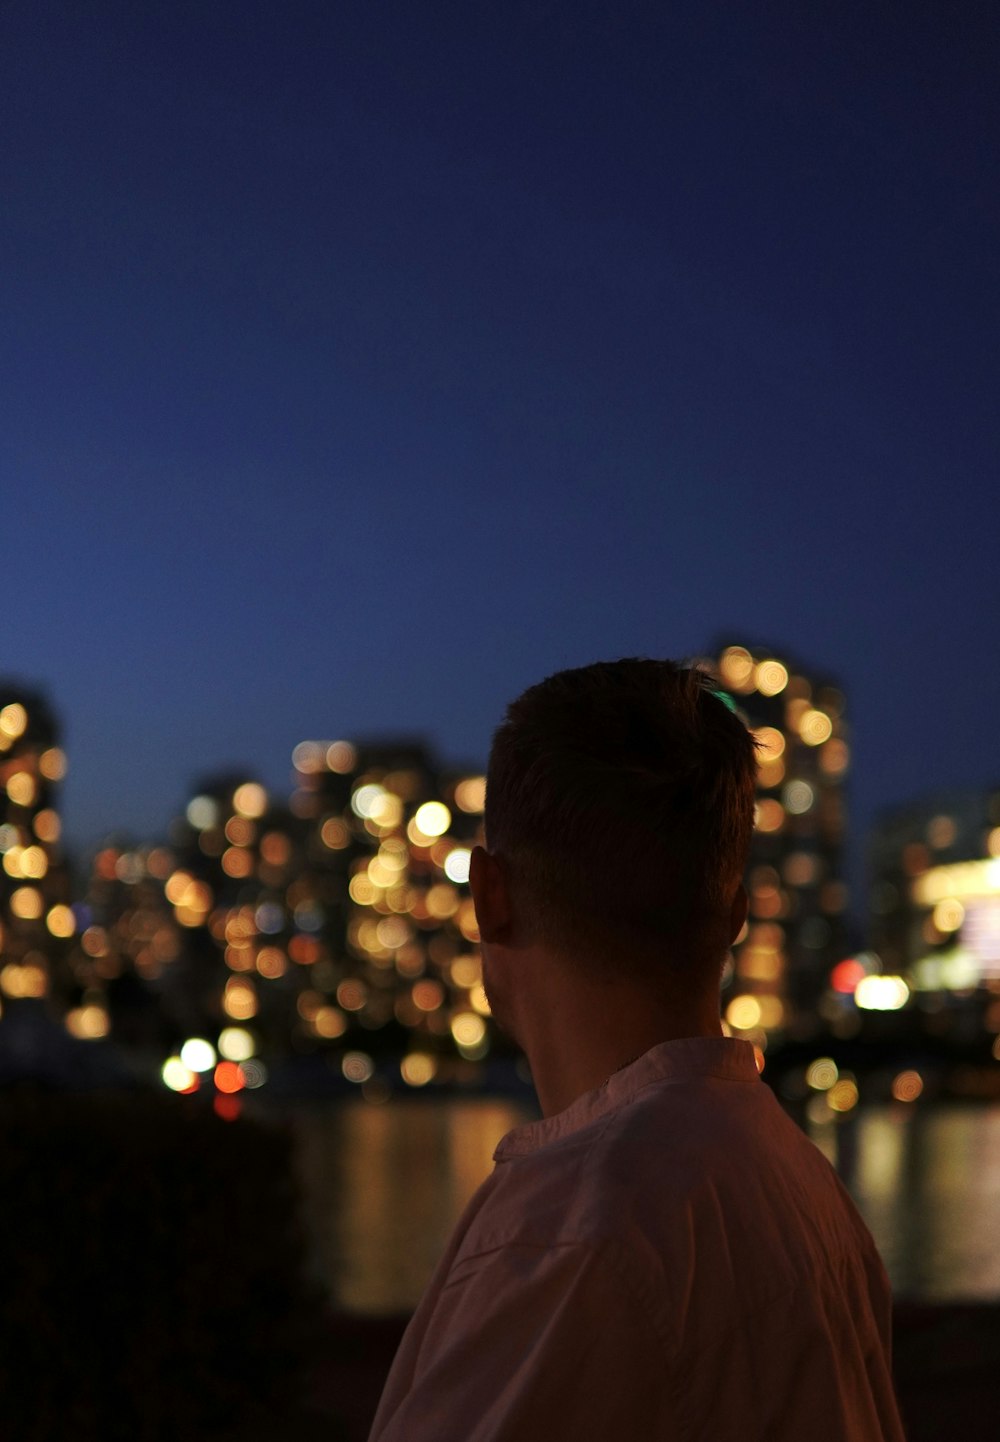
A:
[3, 2, 998, 917]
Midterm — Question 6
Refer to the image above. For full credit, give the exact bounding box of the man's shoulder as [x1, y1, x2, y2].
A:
[454, 1070, 876, 1302]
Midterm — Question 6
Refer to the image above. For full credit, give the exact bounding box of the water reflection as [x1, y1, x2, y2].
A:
[808, 1105, 1000, 1300]
[288, 1098, 532, 1312]
[283, 1099, 1000, 1311]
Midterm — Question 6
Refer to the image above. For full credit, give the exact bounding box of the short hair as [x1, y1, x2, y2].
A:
[485, 658, 757, 971]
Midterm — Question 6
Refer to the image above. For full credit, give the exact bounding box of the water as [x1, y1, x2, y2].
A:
[278, 1097, 1000, 1312]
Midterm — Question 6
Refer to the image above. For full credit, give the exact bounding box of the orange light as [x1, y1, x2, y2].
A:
[214, 1061, 246, 1094]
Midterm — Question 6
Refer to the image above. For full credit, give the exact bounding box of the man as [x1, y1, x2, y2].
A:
[369, 659, 905, 1441]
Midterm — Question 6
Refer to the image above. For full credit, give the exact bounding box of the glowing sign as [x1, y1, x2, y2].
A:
[855, 975, 910, 1011]
[912, 858, 1000, 905]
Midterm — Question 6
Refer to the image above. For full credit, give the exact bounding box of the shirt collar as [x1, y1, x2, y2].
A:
[494, 1036, 760, 1161]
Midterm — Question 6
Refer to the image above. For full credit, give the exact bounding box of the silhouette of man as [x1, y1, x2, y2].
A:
[369, 659, 905, 1441]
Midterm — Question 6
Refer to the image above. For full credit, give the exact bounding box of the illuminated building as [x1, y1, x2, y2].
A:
[70, 838, 180, 1045]
[868, 789, 1000, 1041]
[167, 743, 489, 1088]
[703, 643, 851, 1047]
[0, 683, 79, 1017]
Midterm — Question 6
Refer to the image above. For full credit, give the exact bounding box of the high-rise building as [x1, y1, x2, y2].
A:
[0, 683, 79, 1017]
[701, 643, 851, 1048]
[868, 788, 1000, 1046]
[159, 739, 491, 1090]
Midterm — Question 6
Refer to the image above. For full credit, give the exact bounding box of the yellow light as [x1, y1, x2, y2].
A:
[414, 801, 451, 837]
[450, 954, 481, 988]
[2, 847, 23, 877]
[457, 899, 480, 942]
[401, 1052, 437, 1086]
[351, 784, 386, 819]
[827, 1078, 859, 1112]
[233, 782, 268, 819]
[470, 984, 491, 1016]
[752, 727, 785, 763]
[756, 995, 785, 1028]
[349, 873, 377, 905]
[726, 995, 762, 1030]
[755, 660, 789, 697]
[162, 1056, 198, 1092]
[313, 1006, 347, 1038]
[46, 904, 76, 938]
[223, 978, 257, 1019]
[450, 1012, 486, 1048]
[718, 646, 755, 692]
[6, 772, 36, 807]
[33, 809, 61, 843]
[426, 883, 460, 918]
[218, 1027, 255, 1061]
[0, 961, 47, 997]
[19, 846, 47, 879]
[326, 740, 357, 773]
[10, 886, 43, 920]
[932, 898, 965, 933]
[454, 777, 486, 813]
[913, 858, 1000, 904]
[38, 747, 67, 781]
[369, 792, 403, 829]
[66, 1004, 110, 1040]
[799, 709, 833, 746]
[806, 1057, 839, 1091]
[855, 975, 910, 1011]
[376, 915, 410, 949]
[0, 703, 28, 738]
[754, 799, 785, 833]
[367, 856, 398, 887]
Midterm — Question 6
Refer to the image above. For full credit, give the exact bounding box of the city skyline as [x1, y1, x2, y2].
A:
[3, 4, 997, 885]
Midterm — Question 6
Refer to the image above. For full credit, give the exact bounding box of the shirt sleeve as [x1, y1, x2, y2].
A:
[368, 1238, 675, 1442]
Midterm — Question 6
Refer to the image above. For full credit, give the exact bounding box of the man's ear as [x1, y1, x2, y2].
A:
[728, 883, 749, 945]
[469, 845, 512, 944]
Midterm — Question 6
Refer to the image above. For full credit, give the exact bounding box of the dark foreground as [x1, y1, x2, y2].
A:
[264, 1302, 997, 1442]
[5, 1091, 997, 1439]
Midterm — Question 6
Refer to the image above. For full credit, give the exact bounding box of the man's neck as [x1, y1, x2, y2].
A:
[518, 959, 723, 1118]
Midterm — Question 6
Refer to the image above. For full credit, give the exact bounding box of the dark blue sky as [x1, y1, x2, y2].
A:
[2, 1, 998, 912]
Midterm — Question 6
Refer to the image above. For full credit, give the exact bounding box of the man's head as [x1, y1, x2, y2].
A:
[478, 658, 757, 981]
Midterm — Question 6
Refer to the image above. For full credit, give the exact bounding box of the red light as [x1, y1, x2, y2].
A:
[213, 1093, 242, 1122]
[830, 959, 866, 994]
[214, 1060, 245, 1094]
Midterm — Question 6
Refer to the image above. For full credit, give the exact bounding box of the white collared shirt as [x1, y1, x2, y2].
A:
[369, 1037, 906, 1441]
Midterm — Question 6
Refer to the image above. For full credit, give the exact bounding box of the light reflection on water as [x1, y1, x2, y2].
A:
[283, 1098, 1000, 1312]
[812, 1104, 1000, 1300]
